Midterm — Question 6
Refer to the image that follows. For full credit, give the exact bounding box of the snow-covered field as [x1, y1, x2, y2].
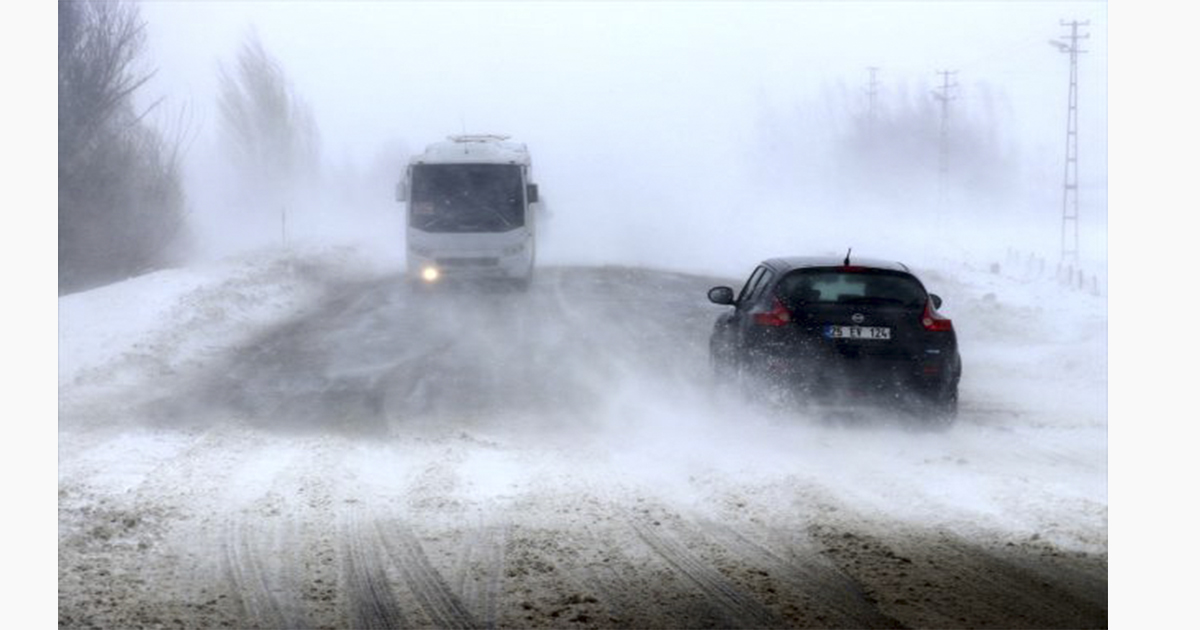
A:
[57, 244, 1107, 628]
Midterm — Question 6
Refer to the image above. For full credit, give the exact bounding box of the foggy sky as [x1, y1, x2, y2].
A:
[130, 1, 1109, 270]
[140, 1, 1106, 163]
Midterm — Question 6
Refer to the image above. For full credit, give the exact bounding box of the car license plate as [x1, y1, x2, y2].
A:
[824, 325, 891, 340]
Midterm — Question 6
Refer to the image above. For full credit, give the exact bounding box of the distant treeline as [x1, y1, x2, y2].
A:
[59, 0, 330, 294]
[59, 0, 189, 294]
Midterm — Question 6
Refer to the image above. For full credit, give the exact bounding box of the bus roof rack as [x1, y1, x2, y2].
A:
[448, 134, 511, 143]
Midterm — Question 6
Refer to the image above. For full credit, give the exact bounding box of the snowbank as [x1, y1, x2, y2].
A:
[58, 245, 395, 393]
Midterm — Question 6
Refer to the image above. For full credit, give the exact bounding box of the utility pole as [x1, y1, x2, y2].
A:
[1050, 20, 1089, 264]
[865, 66, 881, 136]
[932, 69, 958, 207]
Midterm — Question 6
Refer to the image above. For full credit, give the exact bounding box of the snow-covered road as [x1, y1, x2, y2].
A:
[58, 246, 1107, 628]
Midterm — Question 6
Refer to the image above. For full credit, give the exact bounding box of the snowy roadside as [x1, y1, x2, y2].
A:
[919, 255, 1107, 424]
[57, 247, 1107, 628]
[58, 244, 393, 400]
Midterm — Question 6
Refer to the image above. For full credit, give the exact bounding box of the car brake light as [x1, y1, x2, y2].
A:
[921, 300, 953, 331]
[753, 297, 792, 327]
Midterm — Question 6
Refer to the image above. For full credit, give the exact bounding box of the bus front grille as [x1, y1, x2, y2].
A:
[438, 257, 500, 268]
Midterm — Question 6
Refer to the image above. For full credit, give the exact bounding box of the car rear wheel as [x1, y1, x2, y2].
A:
[923, 386, 958, 428]
[511, 275, 532, 291]
[710, 344, 740, 391]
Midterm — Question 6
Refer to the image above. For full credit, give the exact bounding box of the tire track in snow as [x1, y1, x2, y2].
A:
[453, 521, 510, 629]
[628, 516, 783, 628]
[341, 508, 408, 630]
[374, 519, 478, 629]
[221, 517, 308, 629]
[214, 435, 347, 629]
[556, 524, 667, 628]
[696, 518, 903, 628]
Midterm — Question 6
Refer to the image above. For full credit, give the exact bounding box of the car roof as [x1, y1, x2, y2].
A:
[761, 256, 912, 274]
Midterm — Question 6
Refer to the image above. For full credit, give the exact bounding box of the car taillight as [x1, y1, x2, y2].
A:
[753, 297, 792, 327]
[921, 300, 953, 331]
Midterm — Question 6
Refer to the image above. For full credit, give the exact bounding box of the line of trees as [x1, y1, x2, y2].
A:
[752, 74, 1021, 208]
[58, 0, 190, 294]
[836, 76, 1020, 200]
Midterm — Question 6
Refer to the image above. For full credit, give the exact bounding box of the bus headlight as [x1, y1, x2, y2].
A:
[420, 266, 441, 283]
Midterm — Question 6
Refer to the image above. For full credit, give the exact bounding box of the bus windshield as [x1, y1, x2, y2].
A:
[409, 164, 525, 233]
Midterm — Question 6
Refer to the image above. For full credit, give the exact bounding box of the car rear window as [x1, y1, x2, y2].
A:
[776, 269, 927, 308]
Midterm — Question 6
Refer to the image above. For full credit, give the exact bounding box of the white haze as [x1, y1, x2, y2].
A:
[111, 0, 1109, 571]
[50, 0, 1112, 516]
[45, 1, 1125, 624]
[70, 0, 1108, 540]
[135, 1, 1108, 278]
[39, 1, 1132, 624]
[57, 243, 1107, 552]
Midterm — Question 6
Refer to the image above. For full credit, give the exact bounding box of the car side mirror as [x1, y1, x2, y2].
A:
[526, 183, 539, 204]
[930, 294, 943, 309]
[708, 286, 735, 305]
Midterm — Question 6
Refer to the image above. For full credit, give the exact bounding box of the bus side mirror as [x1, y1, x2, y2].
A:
[395, 178, 408, 202]
[526, 183, 539, 204]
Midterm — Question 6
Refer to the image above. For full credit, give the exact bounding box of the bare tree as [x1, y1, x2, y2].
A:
[58, 0, 153, 173]
[217, 31, 320, 208]
[59, 0, 190, 294]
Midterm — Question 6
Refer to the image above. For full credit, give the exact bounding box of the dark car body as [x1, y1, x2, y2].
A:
[708, 256, 961, 421]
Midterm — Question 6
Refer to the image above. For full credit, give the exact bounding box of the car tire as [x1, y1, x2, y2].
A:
[512, 275, 532, 291]
[924, 386, 958, 428]
[712, 350, 757, 403]
[710, 344, 737, 390]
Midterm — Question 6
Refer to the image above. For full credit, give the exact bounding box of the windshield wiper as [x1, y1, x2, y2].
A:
[472, 200, 516, 229]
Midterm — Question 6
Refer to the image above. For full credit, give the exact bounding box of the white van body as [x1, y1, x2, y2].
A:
[397, 135, 539, 286]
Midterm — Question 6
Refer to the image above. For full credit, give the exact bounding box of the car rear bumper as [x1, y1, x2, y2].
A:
[742, 348, 959, 401]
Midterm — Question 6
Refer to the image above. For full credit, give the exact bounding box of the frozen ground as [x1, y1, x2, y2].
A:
[58, 244, 1107, 628]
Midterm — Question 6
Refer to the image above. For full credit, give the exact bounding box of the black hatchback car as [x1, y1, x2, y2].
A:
[707, 255, 961, 421]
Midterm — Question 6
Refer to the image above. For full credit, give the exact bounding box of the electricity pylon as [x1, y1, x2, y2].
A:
[1050, 20, 1089, 263]
[865, 66, 881, 136]
[932, 69, 958, 207]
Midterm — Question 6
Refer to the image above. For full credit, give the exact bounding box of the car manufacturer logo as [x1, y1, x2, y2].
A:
[852, 313, 865, 324]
